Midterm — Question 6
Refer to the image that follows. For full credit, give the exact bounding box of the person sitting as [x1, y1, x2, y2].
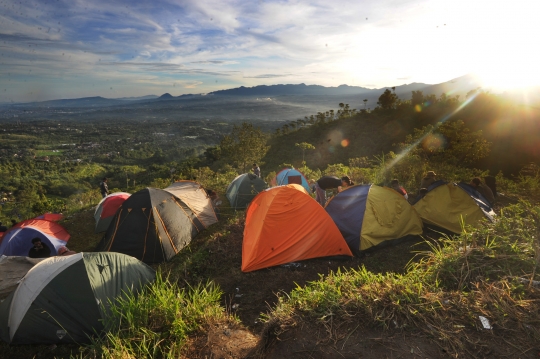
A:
[420, 171, 437, 190]
[470, 177, 495, 205]
[390, 179, 408, 199]
[28, 238, 51, 258]
[338, 176, 355, 192]
[57, 246, 77, 256]
[205, 189, 222, 207]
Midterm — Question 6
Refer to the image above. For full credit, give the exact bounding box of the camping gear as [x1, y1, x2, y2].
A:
[317, 175, 342, 190]
[273, 168, 311, 193]
[163, 181, 219, 226]
[226, 173, 268, 210]
[0, 219, 70, 256]
[242, 184, 352, 272]
[94, 192, 131, 233]
[0, 252, 155, 344]
[96, 187, 209, 264]
[325, 184, 423, 253]
[0, 256, 44, 300]
[413, 181, 495, 233]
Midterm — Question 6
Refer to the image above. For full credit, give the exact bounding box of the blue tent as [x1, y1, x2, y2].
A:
[0, 219, 70, 257]
[325, 185, 423, 254]
[274, 168, 311, 193]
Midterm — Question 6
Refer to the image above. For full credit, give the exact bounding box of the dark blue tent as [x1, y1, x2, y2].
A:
[325, 185, 423, 254]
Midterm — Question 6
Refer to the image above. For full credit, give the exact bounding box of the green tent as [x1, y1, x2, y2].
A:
[226, 173, 268, 210]
[0, 252, 155, 344]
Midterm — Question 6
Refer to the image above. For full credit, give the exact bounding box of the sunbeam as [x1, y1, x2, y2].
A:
[381, 92, 480, 175]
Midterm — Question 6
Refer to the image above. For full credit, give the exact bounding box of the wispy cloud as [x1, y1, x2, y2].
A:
[0, 0, 536, 102]
[243, 73, 295, 79]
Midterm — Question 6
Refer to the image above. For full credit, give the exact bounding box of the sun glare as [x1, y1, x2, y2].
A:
[474, 64, 540, 91]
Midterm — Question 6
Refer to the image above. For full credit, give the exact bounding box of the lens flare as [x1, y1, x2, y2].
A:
[379, 93, 479, 176]
[422, 133, 445, 152]
[341, 139, 349, 147]
[415, 104, 422, 112]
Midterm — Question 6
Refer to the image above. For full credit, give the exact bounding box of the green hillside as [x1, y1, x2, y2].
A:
[1, 91, 540, 358]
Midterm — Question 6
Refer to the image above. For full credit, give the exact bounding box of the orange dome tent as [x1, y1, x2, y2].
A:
[242, 184, 352, 272]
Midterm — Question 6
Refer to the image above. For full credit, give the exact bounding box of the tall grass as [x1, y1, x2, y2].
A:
[81, 273, 230, 359]
[263, 201, 540, 355]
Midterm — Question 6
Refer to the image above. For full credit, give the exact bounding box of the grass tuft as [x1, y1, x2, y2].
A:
[261, 201, 540, 356]
[80, 272, 232, 359]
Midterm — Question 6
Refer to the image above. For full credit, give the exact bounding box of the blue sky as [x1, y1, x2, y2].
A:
[1, 0, 538, 102]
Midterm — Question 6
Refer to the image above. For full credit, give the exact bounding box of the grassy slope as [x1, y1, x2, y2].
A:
[262, 112, 411, 171]
[0, 105, 540, 358]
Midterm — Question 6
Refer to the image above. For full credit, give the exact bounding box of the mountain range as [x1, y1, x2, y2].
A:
[3, 74, 484, 108]
[2, 74, 531, 124]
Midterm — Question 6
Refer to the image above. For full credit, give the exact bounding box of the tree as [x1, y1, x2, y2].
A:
[220, 122, 270, 172]
[295, 142, 316, 166]
[411, 90, 424, 108]
[363, 99, 368, 110]
[377, 89, 398, 110]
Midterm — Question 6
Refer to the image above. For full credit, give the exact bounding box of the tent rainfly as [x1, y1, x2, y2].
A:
[94, 192, 131, 233]
[0, 252, 155, 344]
[226, 173, 268, 210]
[163, 180, 219, 227]
[0, 219, 70, 257]
[325, 184, 423, 254]
[96, 187, 211, 264]
[273, 168, 311, 193]
[242, 184, 352, 272]
[413, 181, 495, 233]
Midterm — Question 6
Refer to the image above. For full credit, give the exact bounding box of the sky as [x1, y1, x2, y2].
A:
[1, 0, 539, 103]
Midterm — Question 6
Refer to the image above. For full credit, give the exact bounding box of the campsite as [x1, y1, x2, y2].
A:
[1, 95, 540, 357]
[1, 1, 539, 357]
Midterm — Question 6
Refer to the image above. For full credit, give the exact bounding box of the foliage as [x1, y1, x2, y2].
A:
[220, 122, 270, 173]
[411, 90, 424, 108]
[376, 89, 399, 110]
[82, 274, 230, 359]
[397, 119, 491, 166]
[295, 142, 315, 166]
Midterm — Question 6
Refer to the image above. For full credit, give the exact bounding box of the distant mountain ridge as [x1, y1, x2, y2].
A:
[4, 74, 483, 109]
[209, 83, 375, 96]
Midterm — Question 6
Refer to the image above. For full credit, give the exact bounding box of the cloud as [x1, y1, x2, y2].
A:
[1, 0, 534, 102]
[243, 73, 294, 79]
[183, 81, 203, 89]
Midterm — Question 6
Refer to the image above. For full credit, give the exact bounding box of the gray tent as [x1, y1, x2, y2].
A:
[0, 256, 44, 300]
[0, 252, 155, 344]
[226, 173, 268, 210]
[163, 181, 219, 227]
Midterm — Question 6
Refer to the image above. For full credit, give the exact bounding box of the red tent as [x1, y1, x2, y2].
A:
[0, 219, 70, 256]
[94, 192, 131, 233]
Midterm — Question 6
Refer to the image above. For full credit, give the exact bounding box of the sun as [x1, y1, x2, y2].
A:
[474, 64, 540, 91]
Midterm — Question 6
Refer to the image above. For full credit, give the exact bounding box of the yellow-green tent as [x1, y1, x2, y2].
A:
[414, 181, 495, 233]
[325, 185, 423, 253]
